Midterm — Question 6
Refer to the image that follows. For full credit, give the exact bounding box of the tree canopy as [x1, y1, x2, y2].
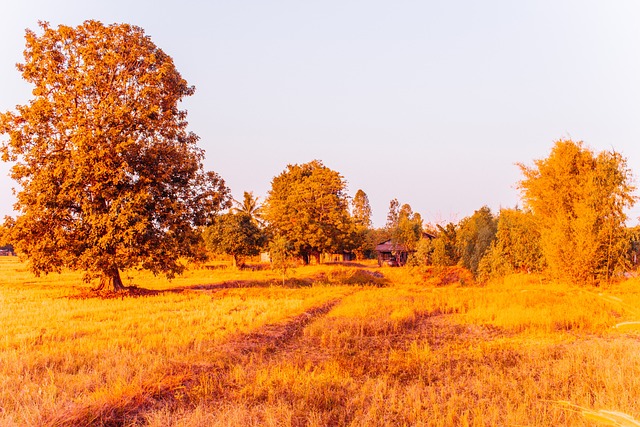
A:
[203, 212, 266, 268]
[264, 160, 354, 264]
[456, 206, 497, 275]
[232, 191, 264, 226]
[518, 139, 635, 283]
[0, 21, 230, 290]
[386, 200, 423, 252]
[477, 208, 543, 281]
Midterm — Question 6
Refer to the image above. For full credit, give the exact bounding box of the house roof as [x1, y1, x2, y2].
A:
[375, 232, 435, 253]
[375, 240, 408, 253]
[422, 231, 436, 240]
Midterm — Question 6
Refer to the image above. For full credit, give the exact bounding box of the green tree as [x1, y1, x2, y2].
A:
[0, 21, 230, 290]
[203, 212, 266, 268]
[407, 237, 433, 267]
[431, 222, 459, 267]
[518, 139, 635, 283]
[456, 206, 497, 276]
[477, 208, 543, 281]
[264, 160, 354, 264]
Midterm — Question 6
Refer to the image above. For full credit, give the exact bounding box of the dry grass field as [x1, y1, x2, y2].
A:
[1, 257, 640, 426]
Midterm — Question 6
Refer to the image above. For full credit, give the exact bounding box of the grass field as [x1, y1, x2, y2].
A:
[1, 257, 640, 426]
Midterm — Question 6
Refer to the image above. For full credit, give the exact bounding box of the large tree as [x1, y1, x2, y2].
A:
[264, 160, 354, 264]
[0, 21, 230, 290]
[518, 139, 635, 283]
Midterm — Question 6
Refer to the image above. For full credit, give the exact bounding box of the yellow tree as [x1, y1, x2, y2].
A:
[0, 21, 230, 290]
[518, 139, 635, 283]
[264, 160, 354, 264]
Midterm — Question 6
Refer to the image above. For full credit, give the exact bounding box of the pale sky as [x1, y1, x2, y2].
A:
[2, 1, 640, 227]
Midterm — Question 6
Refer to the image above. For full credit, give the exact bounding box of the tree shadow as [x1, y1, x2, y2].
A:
[69, 268, 389, 299]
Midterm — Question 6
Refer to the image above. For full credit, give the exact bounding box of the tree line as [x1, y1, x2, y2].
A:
[0, 21, 637, 289]
[409, 139, 638, 285]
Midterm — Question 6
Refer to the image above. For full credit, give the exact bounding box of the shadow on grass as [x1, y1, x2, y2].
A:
[70, 268, 389, 299]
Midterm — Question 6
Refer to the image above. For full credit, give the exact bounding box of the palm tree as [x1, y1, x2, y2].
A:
[232, 191, 264, 226]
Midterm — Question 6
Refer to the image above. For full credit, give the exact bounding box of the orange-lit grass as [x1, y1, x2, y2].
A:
[0, 258, 355, 425]
[3, 257, 640, 426]
[143, 270, 640, 427]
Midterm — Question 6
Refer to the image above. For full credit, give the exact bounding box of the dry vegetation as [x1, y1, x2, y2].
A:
[1, 258, 640, 426]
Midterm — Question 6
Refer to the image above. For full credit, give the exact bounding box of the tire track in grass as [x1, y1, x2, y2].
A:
[42, 295, 352, 427]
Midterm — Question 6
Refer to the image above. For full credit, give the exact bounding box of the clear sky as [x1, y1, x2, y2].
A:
[1, 1, 640, 227]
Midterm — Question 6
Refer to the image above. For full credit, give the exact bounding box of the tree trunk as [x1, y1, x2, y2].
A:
[95, 268, 125, 291]
[232, 254, 244, 269]
[111, 269, 125, 291]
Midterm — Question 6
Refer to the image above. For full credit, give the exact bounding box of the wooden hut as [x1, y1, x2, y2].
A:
[375, 232, 435, 266]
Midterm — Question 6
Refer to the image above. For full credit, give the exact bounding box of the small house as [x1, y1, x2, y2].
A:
[375, 232, 435, 267]
[375, 240, 408, 266]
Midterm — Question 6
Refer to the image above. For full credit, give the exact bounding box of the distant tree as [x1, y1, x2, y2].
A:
[477, 208, 543, 281]
[232, 191, 264, 226]
[351, 189, 373, 259]
[456, 206, 497, 276]
[0, 217, 13, 246]
[264, 160, 354, 264]
[0, 217, 16, 255]
[383, 201, 423, 265]
[431, 223, 459, 267]
[203, 212, 266, 268]
[0, 21, 230, 290]
[393, 203, 423, 252]
[386, 198, 400, 230]
[407, 238, 433, 267]
[352, 189, 372, 228]
[361, 227, 392, 260]
[626, 226, 640, 269]
[269, 235, 295, 284]
[519, 139, 635, 283]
